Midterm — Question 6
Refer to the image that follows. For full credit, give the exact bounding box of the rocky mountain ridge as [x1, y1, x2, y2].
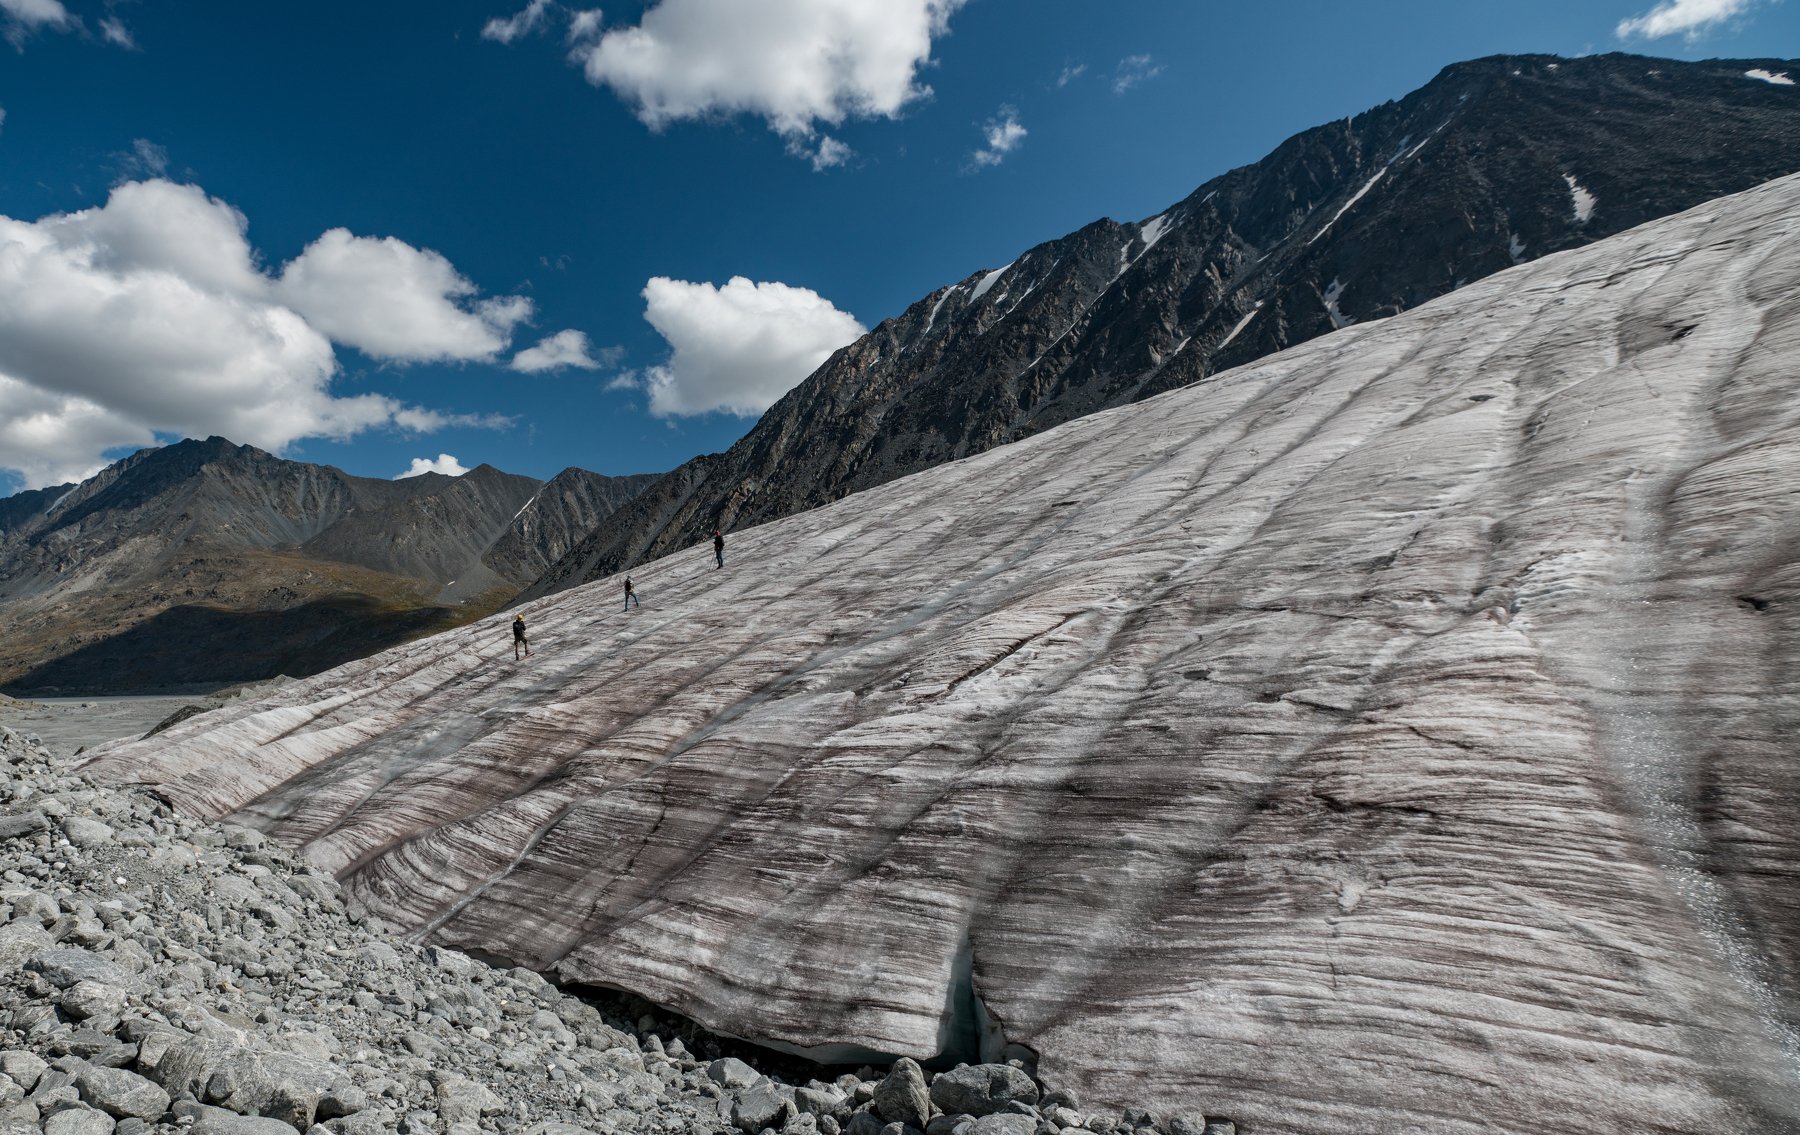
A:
[525, 50, 1800, 597]
[0, 439, 656, 693]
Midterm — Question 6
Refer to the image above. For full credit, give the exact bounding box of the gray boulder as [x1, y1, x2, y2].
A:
[0, 922, 55, 971]
[60, 817, 114, 848]
[74, 1067, 169, 1122]
[317, 1110, 395, 1135]
[929, 1066, 1039, 1119]
[0, 1053, 48, 1092]
[733, 1079, 792, 1134]
[42, 1108, 115, 1135]
[969, 1116, 1034, 1135]
[434, 1077, 502, 1123]
[314, 1084, 367, 1121]
[794, 1086, 847, 1120]
[188, 1108, 301, 1135]
[151, 1038, 344, 1129]
[127, 1029, 185, 1079]
[783, 1113, 821, 1135]
[707, 1057, 759, 1090]
[0, 811, 48, 840]
[872, 1059, 929, 1129]
[26, 949, 133, 991]
[58, 981, 127, 1022]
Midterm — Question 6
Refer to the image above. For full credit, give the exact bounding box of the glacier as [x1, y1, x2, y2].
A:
[85, 173, 1800, 1135]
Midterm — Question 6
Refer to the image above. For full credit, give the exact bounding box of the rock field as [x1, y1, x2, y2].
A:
[82, 172, 1800, 1134]
[1, 726, 1228, 1135]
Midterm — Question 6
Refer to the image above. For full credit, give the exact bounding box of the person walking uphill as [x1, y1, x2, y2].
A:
[713, 528, 725, 569]
[512, 613, 530, 660]
[623, 575, 640, 611]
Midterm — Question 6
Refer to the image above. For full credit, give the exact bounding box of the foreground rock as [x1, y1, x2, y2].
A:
[85, 174, 1800, 1133]
[1, 727, 1218, 1135]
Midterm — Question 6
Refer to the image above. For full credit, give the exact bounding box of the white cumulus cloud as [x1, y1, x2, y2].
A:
[0, 375, 150, 487]
[1113, 53, 1164, 94]
[511, 329, 611, 372]
[1617, 0, 1759, 38]
[572, 0, 965, 164]
[1, 0, 69, 43]
[275, 229, 534, 362]
[967, 105, 1026, 170]
[48, 177, 262, 295]
[0, 180, 520, 489]
[790, 134, 854, 171]
[634, 276, 865, 417]
[119, 139, 170, 178]
[99, 16, 135, 48]
[482, 0, 554, 43]
[568, 7, 603, 41]
[396, 454, 471, 479]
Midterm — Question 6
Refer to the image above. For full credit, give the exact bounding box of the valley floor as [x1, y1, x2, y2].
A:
[0, 698, 207, 759]
[0, 680, 298, 758]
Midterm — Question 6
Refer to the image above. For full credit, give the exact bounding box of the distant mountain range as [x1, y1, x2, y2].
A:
[0, 437, 655, 692]
[522, 51, 1800, 599]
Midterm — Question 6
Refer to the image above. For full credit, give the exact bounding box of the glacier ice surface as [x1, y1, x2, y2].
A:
[86, 174, 1800, 1135]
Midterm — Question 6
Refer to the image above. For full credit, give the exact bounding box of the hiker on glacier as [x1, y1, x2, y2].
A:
[624, 575, 640, 611]
[713, 527, 725, 569]
[512, 613, 530, 660]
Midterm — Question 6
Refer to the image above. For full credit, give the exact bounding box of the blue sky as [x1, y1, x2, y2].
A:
[0, 0, 1795, 492]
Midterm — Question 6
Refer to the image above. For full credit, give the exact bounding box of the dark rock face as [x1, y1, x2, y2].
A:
[296, 462, 544, 601]
[0, 438, 655, 692]
[523, 51, 1800, 599]
[480, 467, 662, 587]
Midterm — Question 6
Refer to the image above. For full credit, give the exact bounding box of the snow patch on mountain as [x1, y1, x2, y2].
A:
[1322, 278, 1354, 329]
[1216, 301, 1262, 350]
[1137, 212, 1171, 252]
[925, 285, 961, 331]
[1746, 69, 1795, 86]
[971, 264, 1013, 300]
[1405, 118, 1453, 159]
[508, 490, 542, 524]
[1564, 173, 1598, 223]
[1308, 167, 1388, 245]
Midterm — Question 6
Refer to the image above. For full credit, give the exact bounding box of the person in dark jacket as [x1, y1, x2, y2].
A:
[713, 528, 725, 569]
[624, 575, 639, 611]
[512, 613, 530, 659]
